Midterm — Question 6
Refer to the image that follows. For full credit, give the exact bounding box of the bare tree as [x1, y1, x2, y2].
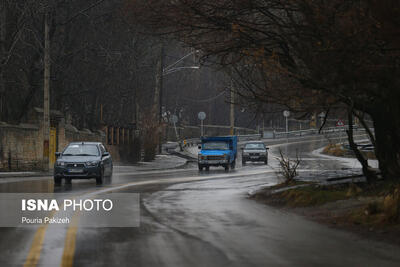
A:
[128, 0, 400, 180]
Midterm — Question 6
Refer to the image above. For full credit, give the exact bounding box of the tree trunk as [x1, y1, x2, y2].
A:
[372, 109, 400, 180]
[153, 45, 163, 121]
[153, 44, 163, 154]
[347, 108, 377, 183]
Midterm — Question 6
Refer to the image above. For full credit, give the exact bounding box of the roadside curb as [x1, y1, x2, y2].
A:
[116, 154, 189, 172]
[311, 146, 379, 169]
[170, 150, 197, 161]
[0, 172, 52, 179]
[134, 156, 189, 171]
[247, 184, 274, 198]
[0, 156, 189, 179]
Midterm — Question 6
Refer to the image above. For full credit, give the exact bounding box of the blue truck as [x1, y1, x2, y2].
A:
[197, 136, 237, 171]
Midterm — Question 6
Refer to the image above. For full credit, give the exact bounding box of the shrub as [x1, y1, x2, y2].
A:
[382, 186, 400, 222]
[365, 201, 380, 215]
[276, 149, 300, 184]
[346, 183, 362, 197]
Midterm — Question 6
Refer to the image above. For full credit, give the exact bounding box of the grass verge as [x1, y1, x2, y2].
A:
[252, 180, 400, 245]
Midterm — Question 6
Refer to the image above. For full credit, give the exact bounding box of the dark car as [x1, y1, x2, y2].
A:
[54, 142, 113, 185]
[242, 142, 269, 165]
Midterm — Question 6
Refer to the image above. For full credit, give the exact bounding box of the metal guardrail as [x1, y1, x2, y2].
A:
[182, 134, 262, 148]
[200, 124, 258, 134]
[183, 138, 200, 147]
[237, 134, 262, 142]
[177, 126, 371, 151]
[272, 126, 369, 139]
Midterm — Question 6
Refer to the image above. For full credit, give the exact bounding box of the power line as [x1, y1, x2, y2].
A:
[180, 91, 225, 103]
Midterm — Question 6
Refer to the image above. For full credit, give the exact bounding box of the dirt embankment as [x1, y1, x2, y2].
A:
[251, 181, 400, 246]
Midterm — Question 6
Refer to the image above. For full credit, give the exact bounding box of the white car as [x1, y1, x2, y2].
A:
[242, 142, 269, 165]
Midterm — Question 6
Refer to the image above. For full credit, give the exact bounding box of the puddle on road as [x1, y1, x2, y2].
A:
[0, 179, 99, 193]
[0, 179, 54, 193]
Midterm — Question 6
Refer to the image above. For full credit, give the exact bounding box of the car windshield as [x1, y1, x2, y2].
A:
[63, 144, 99, 156]
[245, 143, 265, 150]
[203, 142, 229, 150]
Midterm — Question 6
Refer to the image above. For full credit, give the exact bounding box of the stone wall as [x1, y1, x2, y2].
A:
[61, 124, 120, 161]
[62, 124, 106, 149]
[0, 120, 111, 171]
[0, 122, 42, 171]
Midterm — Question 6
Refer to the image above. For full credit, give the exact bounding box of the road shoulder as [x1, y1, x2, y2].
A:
[251, 181, 400, 247]
[0, 154, 188, 183]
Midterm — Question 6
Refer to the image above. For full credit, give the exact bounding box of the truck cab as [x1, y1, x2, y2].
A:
[198, 136, 237, 171]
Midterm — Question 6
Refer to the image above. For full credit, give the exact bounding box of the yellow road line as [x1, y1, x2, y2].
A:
[61, 212, 80, 267]
[25, 169, 267, 266]
[23, 224, 49, 267]
[23, 209, 58, 267]
[23, 135, 357, 266]
[23, 200, 73, 267]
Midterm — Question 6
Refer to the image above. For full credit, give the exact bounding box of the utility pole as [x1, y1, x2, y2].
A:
[0, 1, 6, 120]
[43, 11, 50, 171]
[230, 79, 235, 135]
[283, 110, 290, 155]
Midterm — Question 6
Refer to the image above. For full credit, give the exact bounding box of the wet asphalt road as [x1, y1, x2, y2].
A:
[1, 135, 400, 267]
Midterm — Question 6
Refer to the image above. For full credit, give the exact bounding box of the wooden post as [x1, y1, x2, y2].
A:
[0, 1, 6, 119]
[104, 126, 108, 144]
[116, 127, 120, 145]
[110, 126, 114, 145]
[100, 103, 103, 122]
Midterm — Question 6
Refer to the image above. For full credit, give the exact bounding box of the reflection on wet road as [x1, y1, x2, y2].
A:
[1, 134, 399, 267]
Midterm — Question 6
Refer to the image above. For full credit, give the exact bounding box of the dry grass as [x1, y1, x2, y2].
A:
[346, 191, 400, 226]
[253, 181, 400, 245]
[254, 183, 351, 207]
[323, 144, 345, 157]
[382, 186, 400, 222]
[277, 185, 349, 207]
[256, 181, 400, 225]
[269, 180, 312, 190]
[364, 151, 376, 160]
[323, 144, 376, 159]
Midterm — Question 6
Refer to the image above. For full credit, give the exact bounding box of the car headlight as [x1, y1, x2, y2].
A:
[223, 154, 229, 159]
[198, 155, 205, 160]
[56, 161, 66, 167]
[86, 161, 99, 167]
